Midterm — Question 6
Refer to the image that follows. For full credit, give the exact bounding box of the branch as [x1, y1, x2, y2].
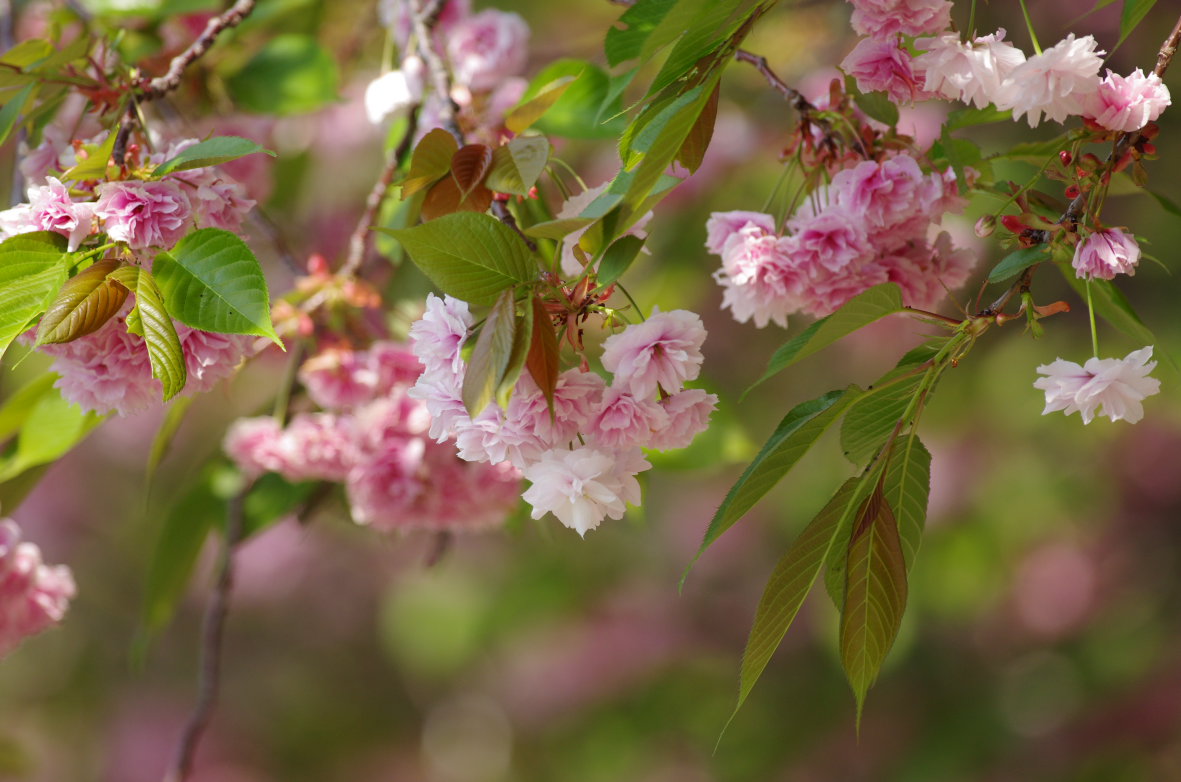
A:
[162, 487, 249, 782]
[412, 0, 463, 144]
[734, 49, 815, 114]
[491, 200, 538, 252]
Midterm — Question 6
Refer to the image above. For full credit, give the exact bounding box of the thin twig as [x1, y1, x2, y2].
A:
[163, 486, 249, 782]
[412, 0, 463, 144]
[342, 110, 420, 275]
[491, 200, 538, 252]
[734, 49, 815, 114]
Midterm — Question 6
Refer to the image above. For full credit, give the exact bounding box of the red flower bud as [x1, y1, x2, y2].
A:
[1001, 214, 1028, 234]
[974, 215, 996, 238]
[1065, 185, 1080, 199]
[1059, 150, 1073, 166]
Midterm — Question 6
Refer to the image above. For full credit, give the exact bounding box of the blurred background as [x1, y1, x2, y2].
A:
[3, 0, 1181, 780]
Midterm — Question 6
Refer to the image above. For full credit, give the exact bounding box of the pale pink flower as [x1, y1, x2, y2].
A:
[0, 519, 74, 657]
[364, 58, 425, 125]
[914, 29, 1026, 109]
[649, 388, 718, 451]
[278, 413, 355, 482]
[367, 341, 424, 390]
[409, 294, 472, 378]
[0, 204, 38, 239]
[504, 370, 605, 453]
[18, 125, 76, 185]
[95, 179, 192, 249]
[878, 232, 976, 310]
[830, 154, 939, 232]
[704, 210, 776, 255]
[1083, 68, 1171, 133]
[1072, 228, 1140, 280]
[841, 37, 931, 104]
[847, 0, 952, 39]
[996, 34, 1103, 127]
[299, 348, 378, 410]
[786, 206, 873, 274]
[588, 386, 670, 450]
[601, 309, 706, 397]
[798, 258, 892, 318]
[346, 436, 427, 526]
[446, 9, 529, 92]
[713, 224, 801, 328]
[38, 312, 160, 416]
[408, 371, 468, 442]
[178, 326, 253, 395]
[379, 0, 470, 50]
[27, 177, 94, 251]
[190, 180, 256, 233]
[1034, 346, 1160, 424]
[454, 404, 543, 467]
[521, 446, 649, 536]
[223, 416, 287, 478]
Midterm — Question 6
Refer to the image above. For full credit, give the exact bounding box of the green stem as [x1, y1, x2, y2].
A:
[615, 282, 646, 321]
[967, 0, 978, 37]
[1085, 277, 1099, 357]
[1018, 0, 1042, 55]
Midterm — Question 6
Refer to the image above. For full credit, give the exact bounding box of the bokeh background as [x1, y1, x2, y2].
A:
[3, 0, 1181, 780]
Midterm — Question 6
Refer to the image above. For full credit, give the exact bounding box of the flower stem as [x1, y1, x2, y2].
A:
[1085, 277, 1099, 358]
[1017, 0, 1041, 55]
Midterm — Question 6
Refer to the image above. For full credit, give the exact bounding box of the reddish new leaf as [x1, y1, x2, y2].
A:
[34, 259, 128, 346]
[451, 143, 493, 200]
[676, 82, 719, 174]
[421, 176, 494, 221]
[525, 295, 560, 409]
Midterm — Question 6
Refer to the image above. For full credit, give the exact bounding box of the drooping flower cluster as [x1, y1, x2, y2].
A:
[367, 0, 529, 139]
[1034, 347, 1160, 424]
[0, 519, 74, 658]
[841, 0, 1170, 131]
[408, 295, 717, 536]
[707, 153, 974, 327]
[224, 340, 521, 532]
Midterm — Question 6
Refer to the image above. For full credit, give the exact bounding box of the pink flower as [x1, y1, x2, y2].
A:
[1083, 68, 1171, 133]
[601, 309, 707, 397]
[346, 436, 426, 526]
[914, 29, 1026, 109]
[95, 179, 192, 249]
[299, 348, 378, 410]
[178, 326, 253, 395]
[379, 0, 470, 50]
[0, 519, 74, 657]
[1072, 228, 1140, 280]
[408, 371, 467, 442]
[0, 204, 38, 240]
[409, 294, 472, 379]
[847, 0, 952, 39]
[704, 210, 776, 255]
[521, 446, 649, 536]
[649, 388, 717, 450]
[18, 125, 76, 185]
[364, 58, 425, 125]
[190, 180, 256, 233]
[505, 370, 605, 453]
[786, 206, 873, 274]
[446, 9, 529, 92]
[713, 223, 801, 328]
[841, 37, 931, 104]
[27, 177, 94, 251]
[1034, 346, 1160, 424]
[223, 417, 287, 478]
[278, 413, 355, 482]
[38, 312, 160, 416]
[996, 34, 1103, 128]
[830, 155, 940, 232]
[588, 386, 670, 450]
[367, 341, 424, 390]
[878, 232, 976, 309]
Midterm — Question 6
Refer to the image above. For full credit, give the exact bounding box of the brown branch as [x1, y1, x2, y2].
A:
[113, 0, 257, 165]
[491, 200, 538, 252]
[734, 49, 815, 114]
[412, 0, 463, 144]
[162, 487, 249, 782]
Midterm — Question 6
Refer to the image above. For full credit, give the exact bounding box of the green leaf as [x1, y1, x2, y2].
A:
[596, 235, 645, 285]
[0, 39, 54, 68]
[644, 0, 750, 98]
[690, 388, 863, 572]
[485, 136, 550, 196]
[401, 128, 459, 197]
[381, 212, 536, 305]
[146, 395, 194, 491]
[988, 246, 1048, 283]
[840, 367, 925, 466]
[605, 0, 680, 66]
[152, 228, 279, 343]
[141, 476, 221, 634]
[530, 60, 626, 140]
[496, 295, 534, 405]
[505, 76, 575, 135]
[750, 283, 904, 390]
[0, 373, 56, 443]
[1119, 0, 1158, 45]
[727, 476, 874, 729]
[61, 131, 118, 182]
[852, 88, 899, 127]
[153, 136, 276, 176]
[945, 106, 1012, 130]
[0, 83, 35, 147]
[109, 266, 187, 401]
[839, 482, 908, 725]
[620, 80, 714, 215]
[34, 259, 128, 346]
[1145, 188, 1181, 218]
[461, 288, 518, 416]
[0, 232, 71, 359]
[523, 216, 593, 241]
[242, 472, 316, 538]
[226, 34, 340, 115]
[0, 382, 105, 483]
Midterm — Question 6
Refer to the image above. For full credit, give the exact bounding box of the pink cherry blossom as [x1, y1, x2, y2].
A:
[0, 519, 74, 657]
[446, 9, 529, 92]
[1072, 228, 1140, 280]
[505, 370, 605, 452]
[278, 413, 356, 482]
[704, 210, 777, 255]
[841, 37, 931, 104]
[830, 154, 940, 232]
[995, 34, 1103, 128]
[379, 0, 470, 50]
[178, 326, 254, 395]
[588, 386, 670, 450]
[409, 293, 473, 378]
[299, 348, 379, 410]
[713, 224, 802, 328]
[18, 125, 76, 185]
[346, 436, 427, 526]
[847, 0, 952, 39]
[190, 180, 256, 233]
[649, 388, 718, 451]
[95, 179, 192, 249]
[1034, 346, 1160, 424]
[0, 203, 38, 239]
[223, 417, 288, 478]
[786, 206, 873, 274]
[27, 177, 94, 251]
[521, 446, 649, 537]
[38, 312, 160, 416]
[914, 29, 1026, 109]
[601, 308, 706, 397]
[878, 232, 976, 309]
[1083, 68, 1172, 133]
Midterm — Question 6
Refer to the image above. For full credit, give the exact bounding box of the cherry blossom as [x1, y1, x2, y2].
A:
[600, 308, 707, 397]
[520, 446, 649, 537]
[0, 519, 74, 657]
[94, 179, 192, 249]
[1083, 68, 1172, 133]
[1072, 228, 1140, 281]
[1034, 347, 1160, 424]
[995, 34, 1104, 128]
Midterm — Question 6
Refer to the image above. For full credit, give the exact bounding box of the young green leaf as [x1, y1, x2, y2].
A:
[839, 367, 925, 466]
[461, 288, 518, 416]
[1119, 0, 1158, 45]
[690, 387, 863, 573]
[141, 477, 221, 635]
[34, 259, 128, 346]
[839, 482, 908, 725]
[1060, 266, 1159, 353]
[402, 128, 460, 196]
[61, 131, 118, 181]
[0, 383, 105, 483]
[852, 88, 899, 127]
[485, 136, 551, 196]
[519, 60, 625, 140]
[497, 293, 534, 404]
[0, 373, 56, 442]
[0, 231, 71, 359]
[153, 136, 276, 176]
[676, 82, 719, 174]
[750, 283, 904, 390]
[525, 295, 560, 408]
[381, 212, 537, 305]
[109, 266, 188, 401]
[152, 228, 280, 343]
[0, 83, 35, 147]
[505, 76, 575, 134]
[596, 234, 646, 286]
[988, 246, 1047, 283]
[604, 0, 679, 66]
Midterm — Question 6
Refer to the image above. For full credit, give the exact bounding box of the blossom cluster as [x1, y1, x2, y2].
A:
[224, 340, 521, 532]
[366, 0, 528, 138]
[706, 153, 974, 327]
[841, 0, 1171, 131]
[408, 295, 717, 536]
[1034, 346, 1160, 424]
[0, 519, 74, 658]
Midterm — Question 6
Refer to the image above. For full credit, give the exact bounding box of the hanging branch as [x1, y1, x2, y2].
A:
[113, 0, 258, 165]
[734, 49, 816, 115]
[411, 0, 463, 144]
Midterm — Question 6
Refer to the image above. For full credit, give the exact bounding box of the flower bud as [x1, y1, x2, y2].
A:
[974, 214, 996, 238]
[1058, 150, 1073, 166]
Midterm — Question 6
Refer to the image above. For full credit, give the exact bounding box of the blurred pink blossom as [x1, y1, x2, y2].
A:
[0, 519, 74, 657]
[446, 9, 529, 92]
